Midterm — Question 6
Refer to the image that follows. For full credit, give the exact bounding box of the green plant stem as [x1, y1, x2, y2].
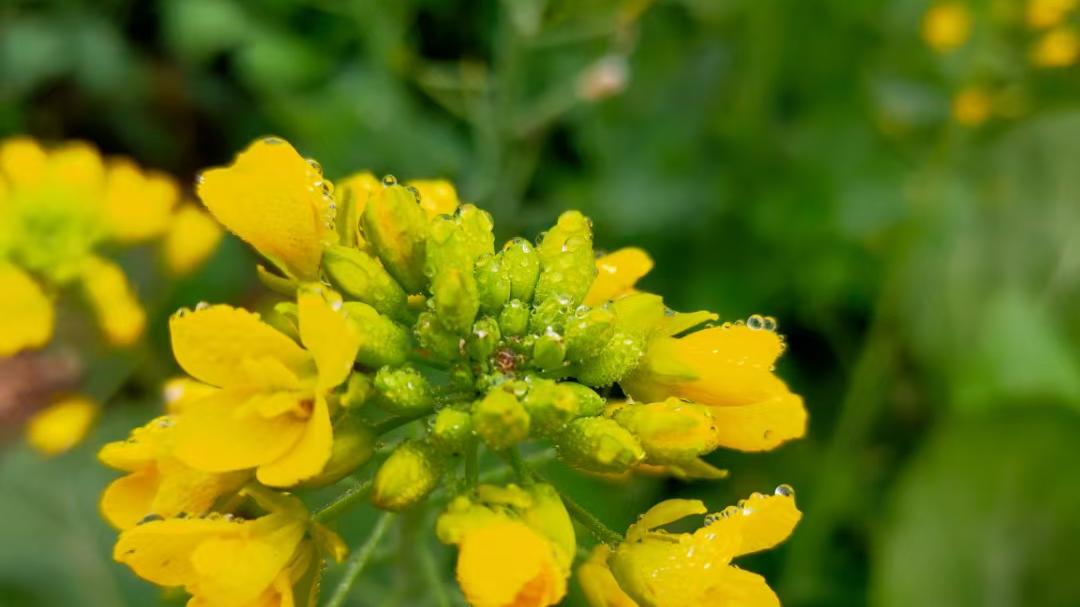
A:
[505, 448, 533, 485]
[312, 479, 373, 524]
[373, 409, 434, 435]
[324, 512, 395, 607]
[555, 485, 623, 545]
[465, 441, 479, 488]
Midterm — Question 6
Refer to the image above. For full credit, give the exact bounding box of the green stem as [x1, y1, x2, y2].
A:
[312, 479, 373, 524]
[504, 448, 533, 485]
[556, 485, 623, 546]
[464, 441, 479, 488]
[373, 409, 433, 435]
[324, 512, 395, 607]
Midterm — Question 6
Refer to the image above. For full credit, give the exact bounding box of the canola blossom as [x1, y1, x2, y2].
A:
[0, 136, 222, 456]
[103, 137, 807, 606]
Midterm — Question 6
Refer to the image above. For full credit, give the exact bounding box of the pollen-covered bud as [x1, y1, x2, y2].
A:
[323, 244, 408, 320]
[532, 330, 567, 372]
[475, 253, 511, 315]
[498, 299, 530, 337]
[574, 330, 645, 387]
[467, 317, 501, 361]
[362, 183, 429, 293]
[340, 372, 373, 409]
[374, 365, 433, 414]
[534, 211, 597, 306]
[372, 440, 442, 511]
[342, 302, 410, 367]
[557, 417, 644, 474]
[428, 407, 474, 454]
[521, 377, 580, 436]
[432, 268, 480, 334]
[415, 310, 463, 362]
[501, 237, 541, 302]
[299, 415, 376, 487]
[565, 306, 615, 362]
[612, 399, 719, 464]
[472, 389, 530, 451]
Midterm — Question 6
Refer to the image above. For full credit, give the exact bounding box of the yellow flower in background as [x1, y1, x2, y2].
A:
[163, 206, 224, 275]
[1031, 26, 1080, 66]
[0, 261, 53, 356]
[437, 484, 575, 607]
[922, 3, 972, 53]
[114, 489, 340, 607]
[99, 415, 248, 530]
[952, 87, 993, 126]
[25, 395, 98, 456]
[169, 288, 359, 487]
[600, 489, 801, 607]
[584, 247, 654, 306]
[1027, 0, 1078, 29]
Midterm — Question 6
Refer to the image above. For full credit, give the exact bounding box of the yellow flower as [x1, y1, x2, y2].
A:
[0, 262, 53, 356]
[113, 490, 338, 607]
[197, 137, 335, 281]
[169, 288, 359, 486]
[922, 3, 972, 53]
[1027, 0, 1078, 29]
[163, 205, 225, 275]
[25, 395, 98, 456]
[99, 414, 248, 530]
[584, 247, 654, 306]
[622, 322, 807, 452]
[578, 545, 638, 607]
[1031, 26, 1080, 66]
[437, 484, 575, 607]
[80, 255, 146, 346]
[602, 489, 801, 607]
[406, 178, 461, 218]
[952, 87, 992, 126]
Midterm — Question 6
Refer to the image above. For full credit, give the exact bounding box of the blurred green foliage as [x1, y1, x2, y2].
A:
[2, 0, 1079, 605]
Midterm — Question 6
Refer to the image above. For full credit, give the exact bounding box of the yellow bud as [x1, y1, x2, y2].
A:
[372, 440, 442, 511]
[613, 399, 719, 464]
[362, 183, 429, 293]
[472, 389, 530, 450]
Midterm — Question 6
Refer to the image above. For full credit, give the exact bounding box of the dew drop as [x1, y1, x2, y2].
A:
[382, 174, 398, 186]
[137, 513, 163, 525]
[774, 484, 795, 497]
[262, 136, 286, 145]
[306, 158, 323, 175]
[762, 316, 778, 331]
[195, 301, 210, 311]
[747, 314, 765, 330]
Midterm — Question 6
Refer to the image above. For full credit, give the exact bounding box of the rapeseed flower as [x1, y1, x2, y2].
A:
[922, 3, 972, 53]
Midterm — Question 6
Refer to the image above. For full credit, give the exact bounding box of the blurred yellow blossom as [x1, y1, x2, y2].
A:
[1027, 0, 1078, 29]
[1031, 26, 1080, 66]
[25, 395, 98, 456]
[952, 87, 993, 125]
[922, 3, 972, 53]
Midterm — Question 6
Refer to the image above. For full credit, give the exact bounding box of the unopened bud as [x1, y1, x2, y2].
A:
[534, 211, 596, 306]
[613, 399, 718, 464]
[521, 377, 579, 436]
[467, 317, 501, 361]
[573, 330, 645, 387]
[372, 440, 442, 511]
[362, 184, 429, 293]
[323, 244, 408, 320]
[342, 302, 410, 368]
[415, 310, 463, 362]
[428, 407, 474, 454]
[432, 268, 479, 335]
[299, 415, 375, 487]
[532, 330, 567, 372]
[565, 307, 615, 362]
[471, 389, 530, 450]
[475, 253, 511, 315]
[373, 365, 433, 414]
[557, 417, 644, 474]
[340, 372, 373, 409]
[498, 299, 530, 337]
[501, 237, 541, 302]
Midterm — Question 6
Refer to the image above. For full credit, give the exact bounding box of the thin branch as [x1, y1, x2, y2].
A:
[324, 512, 395, 607]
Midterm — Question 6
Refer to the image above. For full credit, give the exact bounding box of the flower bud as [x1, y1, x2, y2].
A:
[298, 415, 376, 487]
[501, 237, 541, 302]
[532, 330, 567, 372]
[534, 211, 596, 306]
[574, 331, 645, 387]
[472, 389, 530, 451]
[362, 183, 429, 293]
[613, 399, 719, 464]
[335, 171, 380, 248]
[432, 268, 480, 335]
[342, 302, 410, 368]
[322, 244, 408, 320]
[521, 378, 579, 436]
[557, 417, 644, 474]
[372, 440, 442, 511]
[373, 365, 433, 414]
[428, 407, 474, 454]
[498, 298, 530, 337]
[559, 381, 606, 417]
[415, 310, 463, 362]
[425, 205, 494, 278]
[475, 253, 511, 315]
[565, 307, 615, 362]
[340, 372, 373, 409]
[530, 295, 571, 334]
[467, 317, 501, 361]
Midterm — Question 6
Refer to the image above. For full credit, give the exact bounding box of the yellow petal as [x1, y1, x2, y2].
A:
[256, 396, 332, 487]
[708, 391, 807, 452]
[164, 378, 219, 414]
[0, 137, 47, 188]
[922, 3, 970, 53]
[114, 517, 242, 588]
[585, 248, 654, 306]
[0, 263, 53, 355]
[456, 519, 566, 607]
[1031, 27, 1080, 67]
[46, 141, 105, 193]
[101, 469, 160, 530]
[79, 256, 145, 346]
[170, 304, 312, 388]
[152, 459, 248, 525]
[626, 499, 706, 542]
[407, 178, 460, 219]
[102, 159, 178, 242]
[298, 289, 359, 389]
[172, 390, 307, 473]
[700, 566, 780, 607]
[163, 205, 224, 275]
[98, 415, 174, 471]
[25, 395, 98, 456]
[578, 545, 639, 607]
[705, 490, 801, 558]
[197, 138, 333, 280]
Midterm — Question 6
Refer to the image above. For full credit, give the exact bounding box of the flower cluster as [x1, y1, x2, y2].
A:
[0, 137, 222, 455]
[102, 137, 807, 606]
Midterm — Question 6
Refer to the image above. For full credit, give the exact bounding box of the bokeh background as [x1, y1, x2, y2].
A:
[2, 0, 1080, 605]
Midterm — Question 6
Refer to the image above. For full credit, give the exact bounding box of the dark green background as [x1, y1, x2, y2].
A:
[2, 0, 1079, 605]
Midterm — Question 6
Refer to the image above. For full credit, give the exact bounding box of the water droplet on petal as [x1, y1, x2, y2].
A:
[747, 314, 765, 330]
[774, 484, 795, 497]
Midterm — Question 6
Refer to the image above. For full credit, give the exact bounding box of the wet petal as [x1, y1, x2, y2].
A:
[101, 469, 159, 530]
[298, 289, 359, 389]
[708, 391, 807, 452]
[585, 248, 654, 306]
[256, 396, 332, 487]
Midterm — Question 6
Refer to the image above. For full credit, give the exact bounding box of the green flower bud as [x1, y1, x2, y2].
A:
[362, 184, 429, 293]
[323, 244, 408, 320]
[373, 365, 433, 414]
[565, 307, 615, 362]
[448, 363, 475, 392]
[534, 211, 596, 306]
[532, 330, 567, 372]
[573, 330, 645, 387]
[559, 381, 605, 417]
[340, 372, 374, 409]
[467, 317, 501, 361]
[529, 295, 571, 334]
[475, 253, 511, 315]
[298, 415, 376, 487]
[557, 417, 644, 474]
[498, 299, 530, 337]
[428, 407, 474, 454]
[342, 302, 410, 368]
[425, 205, 494, 278]
[613, 399, 719, 464]
[471, 389, 530, 451]
[521, 377, 579, 436]
[501, 237, 540, 302]
[432, 268, 479, 335]
[415, 310, 463, 362]
[372, 440, 442, 511]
